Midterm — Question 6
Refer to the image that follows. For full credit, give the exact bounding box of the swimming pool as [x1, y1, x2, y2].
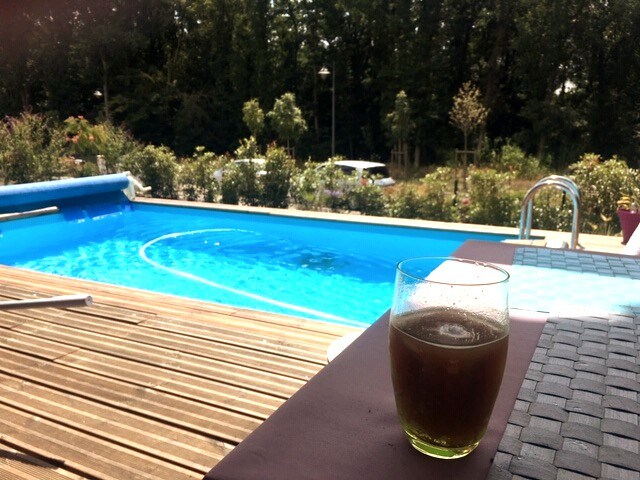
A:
[0, 201, 513, 326]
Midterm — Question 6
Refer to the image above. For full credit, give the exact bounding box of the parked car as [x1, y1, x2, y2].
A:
[333, 160, 395, 187]
[213, 158, 266, 183]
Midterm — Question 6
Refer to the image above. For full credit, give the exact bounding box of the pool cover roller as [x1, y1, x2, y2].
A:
[0, 173, 131, 214]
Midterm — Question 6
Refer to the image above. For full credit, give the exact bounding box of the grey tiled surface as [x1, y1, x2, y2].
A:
[509, 247, 640, 316]
[488, 312, 640, 480]
[488, 247, 640, 480]
[513, 247, 640, 280]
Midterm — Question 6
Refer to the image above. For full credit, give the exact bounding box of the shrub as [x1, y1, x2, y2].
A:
[310, 160, 352, 211]
[345, 183, 387, 216]
[122, 145, 179, 199]
[262, 146, 295, 208]
[219, 163, 240, 205]
[528, 189, 576, 232]
[0, 113, 67, 184]
[235, 136, 260, 159]
[466, 169, 519, 226]
[385, 184, 426, 219]
[420, 167, 456, 221]
[219, 159, 262, 206]
[179, 147, 221, 202]
[289, 162, 325, 210]
[98, 123, 140, 173]
[489, 142, 548, 180]
[569, 153, 640, 233]
[64, 117, 139, 173]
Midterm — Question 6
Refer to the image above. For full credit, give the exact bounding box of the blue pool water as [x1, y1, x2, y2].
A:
[0, 202, 512, 326]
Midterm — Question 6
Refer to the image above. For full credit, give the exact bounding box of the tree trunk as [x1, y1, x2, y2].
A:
[484, 0, 510, 113]
[100, 52, 111, 123]
[402, 141, 409, 170]
[462, 132, 469, 189]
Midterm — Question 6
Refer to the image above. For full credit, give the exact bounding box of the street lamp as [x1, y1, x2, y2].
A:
[318, 63, 335, 157]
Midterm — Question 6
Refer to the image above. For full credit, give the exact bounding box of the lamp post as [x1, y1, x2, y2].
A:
[318, 63, 335, 157]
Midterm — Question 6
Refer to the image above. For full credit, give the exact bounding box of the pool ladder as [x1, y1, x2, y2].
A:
[518, 175, 581, 249]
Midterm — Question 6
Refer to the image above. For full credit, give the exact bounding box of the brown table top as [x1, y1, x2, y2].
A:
[204, 309, 547, 480]
[204, 242, 640, 480]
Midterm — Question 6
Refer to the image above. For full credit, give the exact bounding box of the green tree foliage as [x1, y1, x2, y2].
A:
[262, 146, 296, 208]
[385, 91, 414, 167]
[450, 82, 489, 156]
[0, 113, 67, 184]
[267, 93, 308, 152]
[570, 154, 640, 233]
[179, 147, 223, 202]
[3, 1, 640, 167]
[466, 169, 519, 226]
[122, 144, 178, 199]
[242, 99, 265, 138]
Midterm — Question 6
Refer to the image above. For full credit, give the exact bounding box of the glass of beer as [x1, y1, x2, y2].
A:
[389, 257, 509, 459]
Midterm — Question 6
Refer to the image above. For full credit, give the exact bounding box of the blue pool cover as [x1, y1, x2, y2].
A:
[0, 174, 131, 214]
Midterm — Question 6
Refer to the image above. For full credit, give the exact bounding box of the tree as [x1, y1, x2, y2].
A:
[242, 98, 265, 138]
[267, 92, 307, 155]
[450, 81, 489, 185]
[385, 90, 414, 168]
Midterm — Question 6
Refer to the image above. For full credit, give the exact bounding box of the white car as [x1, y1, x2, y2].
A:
[333, 160, 396, 187]
[213, 158, 266, 183]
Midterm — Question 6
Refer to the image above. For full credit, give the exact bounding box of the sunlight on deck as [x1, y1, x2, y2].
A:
[0, 265, 358, 479]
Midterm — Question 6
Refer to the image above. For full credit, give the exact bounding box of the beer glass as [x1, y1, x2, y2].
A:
[389, 257, 509, 459]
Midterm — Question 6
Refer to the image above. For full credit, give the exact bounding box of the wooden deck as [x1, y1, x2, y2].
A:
[0, 265, 359, 479]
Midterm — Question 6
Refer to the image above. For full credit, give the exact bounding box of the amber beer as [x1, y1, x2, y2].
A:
[389, 309, 508, 458]
[389, 258, 510, 459]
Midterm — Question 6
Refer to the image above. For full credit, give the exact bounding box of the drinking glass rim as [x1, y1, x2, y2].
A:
[396, 256, 510, 287]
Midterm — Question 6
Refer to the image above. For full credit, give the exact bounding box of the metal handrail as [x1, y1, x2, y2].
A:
[518, 176, 581, 249]
[522, 176, 580, 240]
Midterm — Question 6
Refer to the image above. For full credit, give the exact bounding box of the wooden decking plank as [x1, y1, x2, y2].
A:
[0, 266, 357, 336]
[7, 307, 326, 377]
[0, 444, 81, 480]
[0, 375, 232, 470]
[11, 319, 307, 395]
[57, 350, 283, 419]
[0, 263, 356, 479]
[0, 405, 199, 480]
[0, 284, 155, 326]
[141, 316, 331, 361]
[0, 349, 263, 443]
[0, 314, 26, 329]
[0, 326, 79, 361]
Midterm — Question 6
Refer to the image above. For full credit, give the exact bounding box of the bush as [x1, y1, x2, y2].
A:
[489, 142, 548, 180]
[235, 136, 260, 159]
[98, 123, 140, 173]
[64, 116, 139, 173]
[385, 184, 426, 219]
[345, 183, 386, 216]
[219, 163, 240, 205]
[466, 168, 519, 226]
[219, 159, 262, 206]
[301, 160, 352, 211]
[570, 153, 640, 233]
[262, 146, 295, 208]
[0, 113, 67, 184]
[528, 189, 576, 232]
[289, 162, 325, 210]
[122, 145, 179, 199]
[420, 167, 456, 221]
[179, 147, 221, 202]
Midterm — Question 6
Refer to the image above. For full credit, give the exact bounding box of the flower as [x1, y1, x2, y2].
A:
[617, 195, 638, 212]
